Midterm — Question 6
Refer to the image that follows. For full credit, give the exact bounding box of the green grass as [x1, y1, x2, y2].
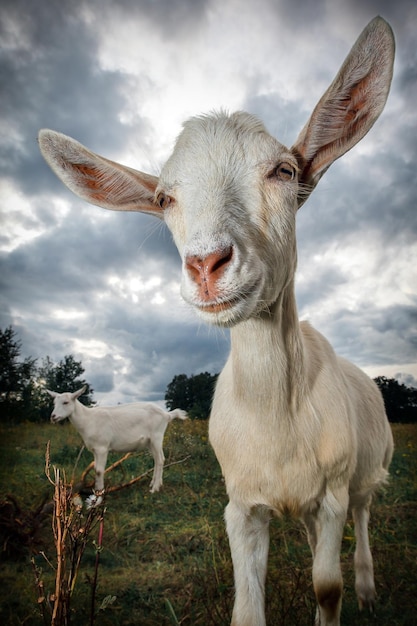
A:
[0, 420, 416, 625]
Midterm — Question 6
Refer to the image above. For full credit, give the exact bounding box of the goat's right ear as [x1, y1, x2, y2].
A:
[291, 16, 394, 208]
[73, 385, 87, 400]
[38, 130, 163, 218]
[46, 389, 57, 398]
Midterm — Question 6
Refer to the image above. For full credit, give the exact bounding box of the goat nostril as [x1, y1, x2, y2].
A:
[212, 248, 233, 273]
[185, 257, 202, 282]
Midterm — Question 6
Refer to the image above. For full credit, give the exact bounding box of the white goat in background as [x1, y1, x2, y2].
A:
[40, 16, 395, 626]
[48, 386, 187, 495]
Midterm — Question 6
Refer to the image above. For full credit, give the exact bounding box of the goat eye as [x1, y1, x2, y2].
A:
[275, 163, 296, 181]
[156, 192, 172, 210]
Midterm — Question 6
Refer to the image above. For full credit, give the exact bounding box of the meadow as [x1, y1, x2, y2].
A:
[0, 418, 416, 625]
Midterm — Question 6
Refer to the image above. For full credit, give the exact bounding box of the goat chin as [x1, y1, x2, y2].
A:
[186, 283, 270, 327]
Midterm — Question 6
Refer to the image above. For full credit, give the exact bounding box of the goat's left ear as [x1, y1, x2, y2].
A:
[38, 130, 163, 218]
[291, 16, 395, 208]
[73, 385, 87, 399]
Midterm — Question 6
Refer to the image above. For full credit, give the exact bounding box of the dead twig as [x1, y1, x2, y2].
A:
[79, 454, 191, 494]
[80, 452, 133, 486]
[101, 454, 191, 494]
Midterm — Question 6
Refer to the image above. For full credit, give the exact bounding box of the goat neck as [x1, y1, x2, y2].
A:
[229, 278, 306, 417]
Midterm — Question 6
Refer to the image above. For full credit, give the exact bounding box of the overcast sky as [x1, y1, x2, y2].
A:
[1, 0, 416, 406]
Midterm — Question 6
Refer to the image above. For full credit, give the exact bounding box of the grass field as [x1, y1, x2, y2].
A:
[0, 419, 416, 625]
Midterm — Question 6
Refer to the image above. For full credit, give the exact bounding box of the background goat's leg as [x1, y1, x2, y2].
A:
[93, 448, 109, 492]
[149, 439, 165, 492]
[226, 501, 270, 626]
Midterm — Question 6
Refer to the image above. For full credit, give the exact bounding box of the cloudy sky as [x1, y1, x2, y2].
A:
[1, 0, 416, 405]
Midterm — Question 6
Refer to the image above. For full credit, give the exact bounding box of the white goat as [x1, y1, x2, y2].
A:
[47, 386, 187, 495]
[39, 16, 395, 626]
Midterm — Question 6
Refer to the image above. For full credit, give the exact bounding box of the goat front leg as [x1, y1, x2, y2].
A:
[85, 448, 108, 508]
[311, 487, 349, 626]
[93, 448, 108, 492]
[225, 501, 270, 626]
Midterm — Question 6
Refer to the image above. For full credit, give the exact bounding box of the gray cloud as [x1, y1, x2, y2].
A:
[326, 303, 417, 369]
[105, 0, 210, 37]
[1, 0, 160, 199]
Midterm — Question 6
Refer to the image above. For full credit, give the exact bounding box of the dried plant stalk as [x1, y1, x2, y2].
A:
[41, 442, 105, 625]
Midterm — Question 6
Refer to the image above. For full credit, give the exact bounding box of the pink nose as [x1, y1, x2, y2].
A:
[185, 247, 233, 300]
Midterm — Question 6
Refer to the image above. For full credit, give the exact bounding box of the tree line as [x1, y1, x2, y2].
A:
[165, 372, 417, 423]
[1, 326, 416, 423]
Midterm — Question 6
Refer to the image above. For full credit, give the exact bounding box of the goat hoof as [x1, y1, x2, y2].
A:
[358, 596, 375, 613]
[86, 491, 105, 509]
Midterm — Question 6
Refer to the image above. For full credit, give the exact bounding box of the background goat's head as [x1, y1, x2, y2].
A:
[47, 386, 87, 423]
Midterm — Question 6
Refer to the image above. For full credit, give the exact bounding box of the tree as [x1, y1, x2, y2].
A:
[36, 355, 94, 420]
[0, 326, 94, 422]
[0, 327, 37, 421]
[0, 326, 20, 400]
[37, 355, 92, 396]
[374, 376, 417, 423]
[165, 372, 218, 419]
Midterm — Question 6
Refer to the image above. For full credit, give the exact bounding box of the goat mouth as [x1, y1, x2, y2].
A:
[192, 281, 261, 323]
[198, 298, 239, 314]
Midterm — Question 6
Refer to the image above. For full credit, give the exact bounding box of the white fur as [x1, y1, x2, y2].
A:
[47, 386, 187, 494]
[39, 16, 395, 625]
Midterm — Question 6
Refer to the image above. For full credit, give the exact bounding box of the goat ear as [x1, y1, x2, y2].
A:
[38, 130, 162, 218]
[73, 385, 87, 399]
[291, 16, 394, 208]
[46, 389, 57, 398]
